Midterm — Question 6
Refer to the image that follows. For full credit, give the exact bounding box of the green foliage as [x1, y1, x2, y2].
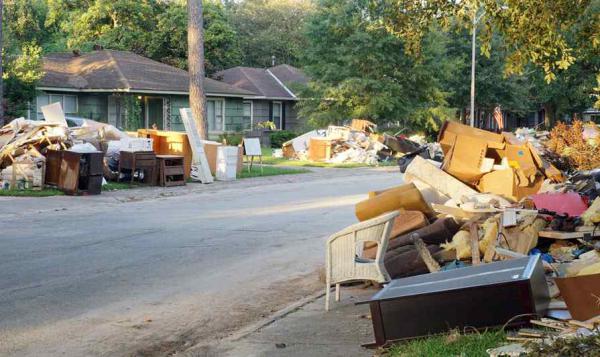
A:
[2, 0, 49, 52]
[371, 0, 594, 82]
[122, 95, 142, 131]
[227, 0, 314, 67]
[3, 44, 45, 118]
[38, 0, 241, 74]
[217, 132, 243, 146]
[257, 121, 276, 130]
[299, 0, 454, 131]
[147, 0, 241, 73]
[269, 130, 296, 148]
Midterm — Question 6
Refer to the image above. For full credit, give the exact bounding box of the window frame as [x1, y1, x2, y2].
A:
[206, 98, 226, 133]
[36, 93, 78, 120]
[272, 101, 282, 129]
[243, 100, 254, 130]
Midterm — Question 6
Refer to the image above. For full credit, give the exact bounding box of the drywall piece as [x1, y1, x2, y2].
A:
[404, 156, 478, 200]
[404, 175, 451, 204]
[41, 102, 68, 127]
[179, 108, 213, 183]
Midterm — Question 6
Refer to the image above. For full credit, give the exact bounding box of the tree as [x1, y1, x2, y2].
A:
[3, 43, 45, 119]
[372, 0, 591, 82]
[228, 0, 314, 67]
[57, 0, 161, 54]
[187, 0, 207, 139]
[148, 0, 241, 74]
[299, 0, 455, 133]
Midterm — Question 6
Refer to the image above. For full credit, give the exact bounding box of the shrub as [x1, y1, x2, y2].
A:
[217, 133, 243, 146]
[270, 130, 297, 148]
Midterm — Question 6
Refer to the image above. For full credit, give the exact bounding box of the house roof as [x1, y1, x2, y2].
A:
[39, 50, 256, 97]
[213, 64, 308, 100]
[268, 64, 309, 86]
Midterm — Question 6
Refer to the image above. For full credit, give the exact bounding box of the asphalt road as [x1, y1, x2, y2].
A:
[0, 167, 402, 356]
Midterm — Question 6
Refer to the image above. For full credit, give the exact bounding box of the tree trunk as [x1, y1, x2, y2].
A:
[187, 0, 207, 139]
[0, 0, 4, 125]
[543, 103, 556, 128]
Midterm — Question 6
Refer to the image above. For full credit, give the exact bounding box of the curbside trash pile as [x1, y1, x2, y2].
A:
[281, 119, 442, 165]
[324, 120, 600, 353]
[0, 103, 248, 194]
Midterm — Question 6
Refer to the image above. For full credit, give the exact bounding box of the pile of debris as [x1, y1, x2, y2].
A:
[281, 119, 434, 165]
[328, 120, 600, 352]
[0, 103, 138, 193]
[0, 118, 72, 190]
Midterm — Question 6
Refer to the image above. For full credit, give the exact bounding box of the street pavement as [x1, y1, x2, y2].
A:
[0, 166, 402, 356]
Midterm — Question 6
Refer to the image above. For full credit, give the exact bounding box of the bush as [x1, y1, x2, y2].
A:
[270, 130, 297, 148]
[217, 133, 243, 146]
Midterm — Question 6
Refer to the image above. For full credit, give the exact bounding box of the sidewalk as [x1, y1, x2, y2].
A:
[189, 286, 378, 357]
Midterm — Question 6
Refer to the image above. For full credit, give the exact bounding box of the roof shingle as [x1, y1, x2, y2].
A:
[214, 64, 308, 99]
[40, 50, 256, 97]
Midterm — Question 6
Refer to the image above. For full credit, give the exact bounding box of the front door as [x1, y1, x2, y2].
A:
[146, 97, 164, 130]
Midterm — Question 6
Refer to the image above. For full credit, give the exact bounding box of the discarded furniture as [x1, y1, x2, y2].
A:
[555, 271, 600, 321]
[355, 183, 433, 221]
[156, 155, 185, 187]
[216, 146, 239, 181]
[45, 149, 62, 186]
[138, 129, 192, 179]
[359, 255, 550, 347]
[325, 211, 399, 311]
[59, 150, 103, 195]
[308, 137, 333, 161]
[119, 150, 156, 185]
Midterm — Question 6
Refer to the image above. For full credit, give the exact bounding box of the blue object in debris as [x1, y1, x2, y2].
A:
[530, 248, 554, 263]
[441, 260, 469, 271]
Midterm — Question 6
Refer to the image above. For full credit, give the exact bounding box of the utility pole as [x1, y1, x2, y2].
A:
[469, 7, 485, 127]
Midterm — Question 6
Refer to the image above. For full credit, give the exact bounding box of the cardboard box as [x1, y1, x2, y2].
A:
[441, 135, 489, 184]
[478, 168, 544, 202]
[438, 120, 505, 155]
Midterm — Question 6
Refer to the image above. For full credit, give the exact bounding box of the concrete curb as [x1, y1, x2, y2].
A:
[225, 290, 326, 343]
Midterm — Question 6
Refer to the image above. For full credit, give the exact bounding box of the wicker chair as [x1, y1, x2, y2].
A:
[325, 211, 399, 311]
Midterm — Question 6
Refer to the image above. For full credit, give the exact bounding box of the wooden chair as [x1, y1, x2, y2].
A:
[325, 211, 399, 311]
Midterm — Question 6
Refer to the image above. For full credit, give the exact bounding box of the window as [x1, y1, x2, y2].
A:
[272, 101, 282, 128]
[206, 99, 224, 132]
[36, 94, 78, 120]
[243, 101, 253, 129]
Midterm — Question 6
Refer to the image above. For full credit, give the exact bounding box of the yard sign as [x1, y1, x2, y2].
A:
[179, 108, 214, 183]
[242, 137, 263, 173]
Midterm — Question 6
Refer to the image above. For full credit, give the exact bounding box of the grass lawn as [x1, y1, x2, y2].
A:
[387, 330, 507, 357]
[0, 188, 64, 197]
[260, 147, 396, 169]
[238, 164, 310, 178]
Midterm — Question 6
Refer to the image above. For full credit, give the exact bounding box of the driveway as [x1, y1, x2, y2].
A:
[0, 166, 402, 356]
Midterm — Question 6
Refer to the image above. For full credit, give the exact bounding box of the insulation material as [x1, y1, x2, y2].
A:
[581, 197, 600, 225]
[441, 230, 472, 259]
